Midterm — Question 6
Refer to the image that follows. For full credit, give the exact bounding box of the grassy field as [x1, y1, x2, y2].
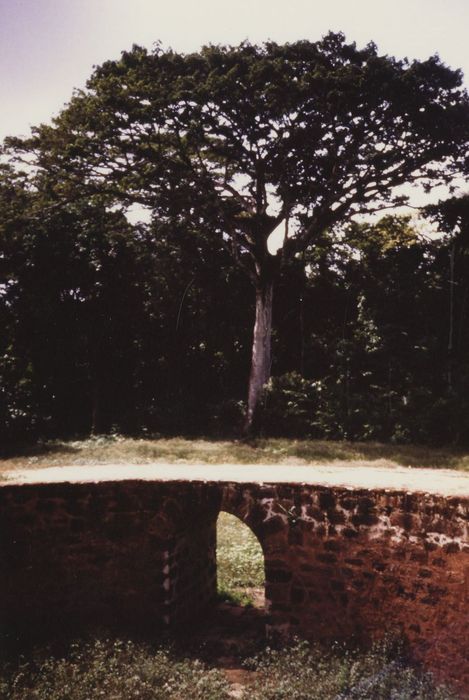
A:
[217, 512, 264, 606]
[2, 435, 469, 474]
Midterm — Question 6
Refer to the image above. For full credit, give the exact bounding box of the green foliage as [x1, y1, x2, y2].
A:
[217, 512, 264, 602]
[246, 638, 459, 700]
[11, 35, 469, 253]
[0, 638, 460, 699]
[0, 639, 231, 700]
[425, 194, 469, 251]
[265, 212, 469, 445]
[5, 32, 469, 432]
[217, 586, 255, 607]
[2, 35, 469, 443]
[259, 372, 318, 437]
[0, 166, 252, 442]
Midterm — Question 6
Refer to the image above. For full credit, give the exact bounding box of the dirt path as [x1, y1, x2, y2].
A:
[186, 601, 264, 697]
[2, 462, 469, 496]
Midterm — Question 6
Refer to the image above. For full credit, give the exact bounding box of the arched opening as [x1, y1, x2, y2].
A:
[216, 511, 265, 609]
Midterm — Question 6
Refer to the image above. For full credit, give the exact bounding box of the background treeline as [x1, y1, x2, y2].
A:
[1, 169, 468, 445]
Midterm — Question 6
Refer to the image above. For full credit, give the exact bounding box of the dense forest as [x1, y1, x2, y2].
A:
[1, 184, 468, 445]
[1, 35, 469, 446]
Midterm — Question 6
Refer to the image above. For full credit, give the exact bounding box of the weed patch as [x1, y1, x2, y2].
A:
[246, 638, 459, 700]
[1, 637, 460, 699]
[0, 639, 230, 700]
[217, 512, 264, 605]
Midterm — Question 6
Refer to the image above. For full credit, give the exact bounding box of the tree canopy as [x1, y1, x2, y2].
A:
[10, 34, 469, 260]
[4, 32, 469, 435]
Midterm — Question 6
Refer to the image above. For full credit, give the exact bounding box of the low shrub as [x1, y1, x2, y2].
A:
[0, 637, 461, 699]
[0, 639, 231, 700]
[259, 372, 318, 437]
[245, 638, 458, 700]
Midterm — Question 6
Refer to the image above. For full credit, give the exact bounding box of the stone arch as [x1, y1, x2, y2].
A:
[220, 483, 290, 543]
[1, 477, 468, 694]
[220, 484, 296, 632]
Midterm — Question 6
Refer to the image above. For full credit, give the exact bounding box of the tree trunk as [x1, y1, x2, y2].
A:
[244, 278, 274, 435]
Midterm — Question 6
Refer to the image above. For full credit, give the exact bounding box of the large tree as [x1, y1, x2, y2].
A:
[7, 32, 469, 432]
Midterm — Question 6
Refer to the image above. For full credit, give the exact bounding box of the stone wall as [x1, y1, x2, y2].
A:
[222, 483, 469, 691]
[0, 481, 220, 640]
[0, 477, 468, 691]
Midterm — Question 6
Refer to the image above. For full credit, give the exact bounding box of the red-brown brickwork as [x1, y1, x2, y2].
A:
[0, 477, 467, 692]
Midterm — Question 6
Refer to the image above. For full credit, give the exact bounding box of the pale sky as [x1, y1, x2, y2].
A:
[1, 0, 469, 142]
